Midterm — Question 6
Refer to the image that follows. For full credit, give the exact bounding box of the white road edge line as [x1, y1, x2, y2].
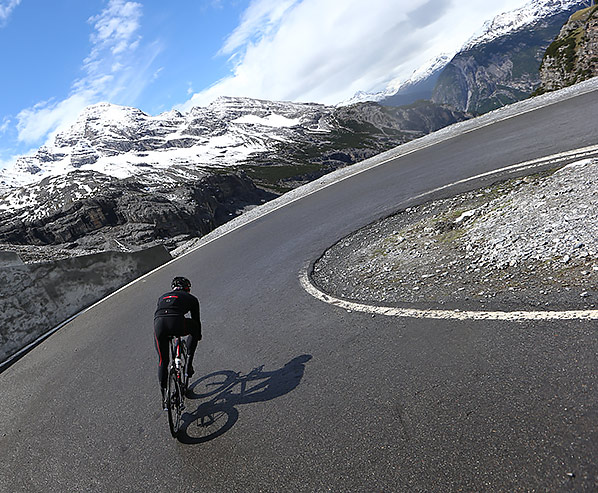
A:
[299, 271, 598, 321]
[406, 144, 598, 205]
[297, 145, 598, 322]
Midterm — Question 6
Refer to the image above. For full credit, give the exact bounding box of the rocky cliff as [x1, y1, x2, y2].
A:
[538, 4, 598, 92]
[0, 170, 276, 255]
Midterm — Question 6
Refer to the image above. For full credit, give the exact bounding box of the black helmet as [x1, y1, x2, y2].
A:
[171, 276, 191, 291]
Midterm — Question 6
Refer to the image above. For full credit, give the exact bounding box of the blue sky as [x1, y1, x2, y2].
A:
[0, 0, 534, 168]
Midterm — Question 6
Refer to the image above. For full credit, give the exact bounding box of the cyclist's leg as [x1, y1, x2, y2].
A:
[154, 318, 180, 401]
[183, 318, 201, 376]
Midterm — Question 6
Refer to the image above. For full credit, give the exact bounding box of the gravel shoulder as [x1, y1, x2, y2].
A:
[311, 159, 598, 311]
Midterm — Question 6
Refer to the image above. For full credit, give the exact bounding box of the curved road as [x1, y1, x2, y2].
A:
[2, 84, 598, 492]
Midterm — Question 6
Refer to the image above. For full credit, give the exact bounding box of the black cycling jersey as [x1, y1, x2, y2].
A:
[154, 289, 200, 323]
[154, 288, 202, 390]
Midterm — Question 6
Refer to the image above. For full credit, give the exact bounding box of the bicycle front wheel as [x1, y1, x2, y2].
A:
[167, 370, 183, 438]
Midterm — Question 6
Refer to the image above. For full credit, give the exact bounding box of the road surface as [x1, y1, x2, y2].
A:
[1, 83, 598, 492]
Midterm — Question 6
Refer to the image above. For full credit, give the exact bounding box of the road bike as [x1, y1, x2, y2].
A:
[166, 335, 188, 437]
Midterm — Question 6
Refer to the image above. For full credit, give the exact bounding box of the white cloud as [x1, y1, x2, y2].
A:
[16, 93, 93, 143]
[88, 0, 142, 56]
[219, 0, 300, 55]
[0, 116, 10, 133]
[16, 0, 161, 144]
[180, 0, 530, 109]
[0, 0, 21, 25]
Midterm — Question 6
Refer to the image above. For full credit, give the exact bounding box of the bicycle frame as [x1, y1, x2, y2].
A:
[166, 336, 188, 437]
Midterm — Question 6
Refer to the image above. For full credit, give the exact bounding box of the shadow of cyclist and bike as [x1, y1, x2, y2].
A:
[177, 354, 312, 444]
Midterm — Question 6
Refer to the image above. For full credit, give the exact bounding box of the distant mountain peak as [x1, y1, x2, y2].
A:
[75, 101, 147, 121]
[390, 53, 454, 92]
[338, 53, 453, 107]
[462, 0, 586, 50]
[340, 0, 587, 107]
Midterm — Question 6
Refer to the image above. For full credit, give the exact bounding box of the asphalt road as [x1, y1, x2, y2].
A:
[1, 85, 598, 492]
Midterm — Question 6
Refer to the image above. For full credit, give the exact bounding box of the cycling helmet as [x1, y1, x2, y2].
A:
[171, 276, 191, 291]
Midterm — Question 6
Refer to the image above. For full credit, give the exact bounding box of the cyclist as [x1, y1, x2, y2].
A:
[154, 276, 202, 408]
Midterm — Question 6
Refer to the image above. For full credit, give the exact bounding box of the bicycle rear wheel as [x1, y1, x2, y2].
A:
[179, 339, 189, 391]
[167, 369, 183, 437]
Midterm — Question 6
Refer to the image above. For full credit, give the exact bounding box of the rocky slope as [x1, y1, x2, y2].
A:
[538, 4, 598, 92]
[312, 159, 598, 311]
[0, 171, 275, 260]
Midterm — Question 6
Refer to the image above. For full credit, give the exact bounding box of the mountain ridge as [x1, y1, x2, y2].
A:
[430, 3, 584, 113]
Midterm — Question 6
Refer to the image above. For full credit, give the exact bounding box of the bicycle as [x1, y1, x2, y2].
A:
[166, 335, 188, 437]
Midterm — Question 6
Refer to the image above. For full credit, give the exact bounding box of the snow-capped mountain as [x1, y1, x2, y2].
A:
[461, 0, 585, 50]
[338, 54, 453, 107]
[342, 0, 588, 107]
[0, 98, 334, 253]
[376, 54, 454, 108]
[431, 0, 587, 113]
[0, 98, 333, 191]
[389, 55, 453, 93]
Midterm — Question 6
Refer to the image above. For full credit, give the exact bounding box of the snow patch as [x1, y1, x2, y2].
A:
[463, 0, 585, 50]
[233, 114, 301, 127]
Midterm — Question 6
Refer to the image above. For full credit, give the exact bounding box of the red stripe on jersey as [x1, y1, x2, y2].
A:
[155, 334, 162, 365]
